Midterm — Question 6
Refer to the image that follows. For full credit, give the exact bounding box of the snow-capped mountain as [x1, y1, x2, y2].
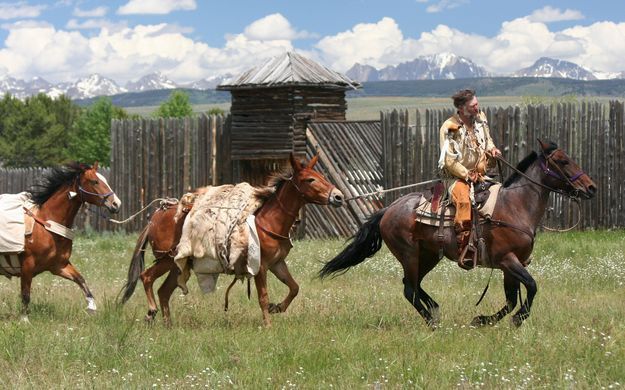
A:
[65, 74, 127, 99]
[346, 53, 490, 82]
[125, 72, 178, 92]
[184, 73, 234, 90]
[513, 57, 597, 80]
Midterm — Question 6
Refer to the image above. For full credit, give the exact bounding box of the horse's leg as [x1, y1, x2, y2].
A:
[499, 254, 537, 327]
[53, 262, 97, 313]
[140, 259, 172, 322]
[471, 271, 520, 326]
[391, 244, 437, 329]
[19, 256, 35, 321]
[416, 250, 441, 322]
[254, 266, 271, 327]
[157, 267, 180, 327]
[268, 259, 299, 314]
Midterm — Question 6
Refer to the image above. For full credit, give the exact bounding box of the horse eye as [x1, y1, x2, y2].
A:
[90, 179, 99, 185]
[305, 178, 315, 183]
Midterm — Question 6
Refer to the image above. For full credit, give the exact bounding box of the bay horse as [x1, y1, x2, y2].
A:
[121, 153, 343, 326]
[319, 140, 596, 328]
[0, 162, 121, 319]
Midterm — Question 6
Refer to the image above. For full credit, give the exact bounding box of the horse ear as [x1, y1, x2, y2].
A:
[289, 153, 302, 171]
[308, 153, 319, 169]
[537, 139, 558, 153]
[93, 161, 99, 171]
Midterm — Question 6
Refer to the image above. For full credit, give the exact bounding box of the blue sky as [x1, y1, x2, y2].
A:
[0, 0, 623, 84]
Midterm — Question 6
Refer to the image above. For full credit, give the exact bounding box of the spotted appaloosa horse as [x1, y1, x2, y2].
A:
[0, 162, 120, 319]
[121, 153, 343, 326]
[320, 140, 596, 329]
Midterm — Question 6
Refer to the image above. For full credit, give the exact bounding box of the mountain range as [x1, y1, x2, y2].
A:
[0, 72, 233, 100]
[346, 54, 624, 82]
[1, 54, 623, 101]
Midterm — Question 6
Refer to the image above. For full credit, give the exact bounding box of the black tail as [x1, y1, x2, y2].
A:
[119, 224, 150, 304]
[318, 208, 386, 279]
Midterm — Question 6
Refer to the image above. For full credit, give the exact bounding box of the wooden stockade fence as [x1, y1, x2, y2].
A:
[110, 113, 230, 232]
[0, 167, 112, 231]
[1, 101, 622, 236]
[381, 101, 625, 230]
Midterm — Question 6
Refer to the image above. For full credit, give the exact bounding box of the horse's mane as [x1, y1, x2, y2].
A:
[503, 152, 538, 187]
[503, 142, 558, 187]
[253, 169, 292, 201]
[29, 162, 88, 206]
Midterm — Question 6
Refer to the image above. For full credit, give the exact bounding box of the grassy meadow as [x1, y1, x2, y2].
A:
[0, 230, 623, 388]
[122, 95, 619, 121]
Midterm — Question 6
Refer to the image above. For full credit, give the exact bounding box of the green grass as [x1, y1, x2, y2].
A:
[0, 231, 623, 388]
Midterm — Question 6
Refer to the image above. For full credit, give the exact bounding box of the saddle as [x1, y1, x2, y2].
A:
[417, 180, 501, 270]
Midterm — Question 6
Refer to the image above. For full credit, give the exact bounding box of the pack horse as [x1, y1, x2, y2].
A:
[121, 153, 343, 326]
[320, 140, 596, 328]
[0, 162, 121, 319]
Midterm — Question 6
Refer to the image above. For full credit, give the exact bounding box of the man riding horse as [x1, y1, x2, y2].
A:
[438, 89, 502, 265]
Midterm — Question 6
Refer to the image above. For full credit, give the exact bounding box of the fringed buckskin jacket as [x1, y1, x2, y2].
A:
[438, 110, 497, 181]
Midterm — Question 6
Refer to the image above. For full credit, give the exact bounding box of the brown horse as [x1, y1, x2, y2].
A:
[121, 153, 343, 326]
[319, 140, 596, 328]
[0, 162, 121, 319]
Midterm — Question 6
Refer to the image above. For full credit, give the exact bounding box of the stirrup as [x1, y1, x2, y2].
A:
[458, 243, 478, 270]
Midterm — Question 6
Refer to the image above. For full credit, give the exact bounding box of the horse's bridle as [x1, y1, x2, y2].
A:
[74, 176, 115, 206]
[538, 149, 587, 199]
[256, 176, 336, 242]
[288, 176, 336, 206]
[497, 149, 587, 200]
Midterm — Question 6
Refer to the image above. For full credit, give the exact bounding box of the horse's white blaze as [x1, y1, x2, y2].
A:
[96, 172, 122, 208]
[86, 297, 97, 311]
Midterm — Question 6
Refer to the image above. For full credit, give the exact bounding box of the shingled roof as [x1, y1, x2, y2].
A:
[217, 52, 361, 90]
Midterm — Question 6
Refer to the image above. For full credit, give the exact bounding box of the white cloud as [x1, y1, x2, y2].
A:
[243, 13, 317, 41]
[316, 17, 405, 71]
[0, 2, 46, 20]
[0, 16, 294, 84]
[117, 0, 196, 15]
[426, 0, 468, 13]
[528, 6, 584, 23]
[73, 6, 108, 18]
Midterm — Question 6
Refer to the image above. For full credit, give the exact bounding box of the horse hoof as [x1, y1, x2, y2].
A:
[268, 303, 282, 314]
[20, 315, 31, 324]
[144, 310, 158, 323]
[511, 315, 524, 327]
[471, 315, 491, 327]
[86, 308, 97, 315]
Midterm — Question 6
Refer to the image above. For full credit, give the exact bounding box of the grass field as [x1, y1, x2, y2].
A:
[124, 95, 618, 121]
[0, 230, 623, 388]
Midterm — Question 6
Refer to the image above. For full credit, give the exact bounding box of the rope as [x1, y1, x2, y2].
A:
[345, 179, 442, 201]
[109, 198, 175, 224]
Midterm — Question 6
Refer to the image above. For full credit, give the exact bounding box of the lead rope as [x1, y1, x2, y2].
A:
[345, 179, 442, 201]
[109, 198, 175, 224]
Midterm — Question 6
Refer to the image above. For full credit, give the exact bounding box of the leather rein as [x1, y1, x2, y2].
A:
[484, 150, 587, 237]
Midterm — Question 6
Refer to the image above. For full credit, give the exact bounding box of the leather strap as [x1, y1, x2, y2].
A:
[23, 207, 50, 228]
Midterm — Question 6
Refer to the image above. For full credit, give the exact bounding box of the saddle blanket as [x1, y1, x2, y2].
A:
[175, 183, 263, 294]
[415, 183, 501, 227]
[0, 192, 31, 253]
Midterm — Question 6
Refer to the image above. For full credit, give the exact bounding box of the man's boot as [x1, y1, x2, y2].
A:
[455, 221, 475, 269]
